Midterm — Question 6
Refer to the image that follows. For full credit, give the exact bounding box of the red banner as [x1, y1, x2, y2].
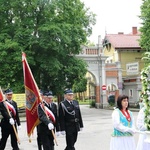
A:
[0, 87, 4, 102]
[22, 52, 42, 137]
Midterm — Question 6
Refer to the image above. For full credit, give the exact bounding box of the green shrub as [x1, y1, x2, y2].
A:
[90, 100, 95, 108]
[108, 95, 115, 106]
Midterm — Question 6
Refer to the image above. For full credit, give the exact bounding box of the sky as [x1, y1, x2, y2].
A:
[81, 0, 142, 44]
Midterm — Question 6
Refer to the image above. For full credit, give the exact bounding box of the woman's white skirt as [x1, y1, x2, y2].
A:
[136, 134, 150, 150]
[110, 136, 136, 150]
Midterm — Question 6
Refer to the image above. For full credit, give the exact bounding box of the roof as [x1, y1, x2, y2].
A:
[104, 34, 140, 49]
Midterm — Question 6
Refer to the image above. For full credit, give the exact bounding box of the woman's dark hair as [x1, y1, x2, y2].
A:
[117, 95, 129, 110]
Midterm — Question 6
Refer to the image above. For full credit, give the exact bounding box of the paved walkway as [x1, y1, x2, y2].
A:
[3, 105, 140, 150]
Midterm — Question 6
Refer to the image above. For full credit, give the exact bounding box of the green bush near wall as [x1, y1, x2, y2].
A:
[89, 100, 96, 108]
[108, 95, 115, 106]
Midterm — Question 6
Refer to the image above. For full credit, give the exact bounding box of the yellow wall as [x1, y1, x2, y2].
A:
[119, 51, 144, 77]
[104, 47, 114, 57]
[104, 46, 118, 62]
[104, 47, 144, 77]
[13, 94, 25, 108]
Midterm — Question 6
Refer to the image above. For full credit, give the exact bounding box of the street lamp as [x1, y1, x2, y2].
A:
[97, 35, 103, 108]
[86, 76, 91, 106]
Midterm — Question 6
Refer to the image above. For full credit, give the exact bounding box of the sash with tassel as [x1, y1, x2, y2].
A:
[5, 101, 16, 117]
[40, 103, 55, 123]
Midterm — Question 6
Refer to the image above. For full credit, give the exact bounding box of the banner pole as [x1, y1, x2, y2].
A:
[22, 52, 58, 145]
[41, 103, 58, 146]
[4, 101, 20, 144]
[0, 87, 20, 144]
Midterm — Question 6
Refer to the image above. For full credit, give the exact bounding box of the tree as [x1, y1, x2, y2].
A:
[139, 0, 150, 132]
[139, 0, 150, 52]
[141, 52, 150, 131]
[73, 77, 87, 100]
[0, 0, 96, 94]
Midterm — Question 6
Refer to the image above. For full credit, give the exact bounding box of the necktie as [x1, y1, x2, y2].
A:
[49, 104, 52, 109]
[7, 100, 12, 104]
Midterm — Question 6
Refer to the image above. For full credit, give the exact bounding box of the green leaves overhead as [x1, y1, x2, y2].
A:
[140, 0, 150, 130]
[139, 0, 150, 51]
[0, 0, 95, 93]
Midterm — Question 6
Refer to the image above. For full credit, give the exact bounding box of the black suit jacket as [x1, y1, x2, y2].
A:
[37, 102, 59, 134]
[49, 102, 60, 131]
[0, 100, 21, 128]
[59, 99, 83, 133]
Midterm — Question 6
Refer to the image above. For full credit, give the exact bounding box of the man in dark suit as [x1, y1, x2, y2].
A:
[46, 91, 60, 133]
[37, 91, 59, 150]
[0, 89, 21, 150]
[37, 90, 44, 150]
[59, 89, 83, 150]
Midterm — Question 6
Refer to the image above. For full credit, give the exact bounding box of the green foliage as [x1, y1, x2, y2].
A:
[89, 100, 95, 108]
[73, 73, 87, 93]
[108, 95, 115, 106]
[0, 0, 96, 93]
[139, 0, 150, 52]
[141, 52, 150, 130]
[79, 99, 90, 105]
[139, 1, 150, 130]
[142, 52, 150, 64]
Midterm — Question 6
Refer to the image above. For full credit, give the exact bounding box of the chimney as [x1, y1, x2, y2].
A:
[118, 32, 124, 34]
[132, 27, 137, 35]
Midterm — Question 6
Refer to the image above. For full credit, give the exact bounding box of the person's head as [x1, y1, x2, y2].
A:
[47, 91, 53, 103]
[117, 95, 129, 110]
[64, 89, 74, 101]
[5, 89, 13, 100]
[43, 91, 53, 104]
[43, 91, 48, 102]
[39, 89, 43, 95]
[39, 89, 44, 99]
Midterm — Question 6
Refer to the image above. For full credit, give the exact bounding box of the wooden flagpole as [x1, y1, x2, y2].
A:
[42, 103, 58, 146]
[0, 87, 20, 144]
[4, 102, 20, 144]
[22, 53, 58, 145]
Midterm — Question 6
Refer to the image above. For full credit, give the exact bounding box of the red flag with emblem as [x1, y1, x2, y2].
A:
[0, 87, 4, 102]
[22, 52, 42, 138]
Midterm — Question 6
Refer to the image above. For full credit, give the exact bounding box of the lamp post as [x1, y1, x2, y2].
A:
[97, 35, 108, 108]
[87, 76, 91, 106]
[97, 35, 103, 108]
[89, 80, 91, 100]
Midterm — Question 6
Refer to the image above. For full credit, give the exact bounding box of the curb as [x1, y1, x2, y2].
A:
[105, 107, 140, 112]
[19, 107, 140, 122]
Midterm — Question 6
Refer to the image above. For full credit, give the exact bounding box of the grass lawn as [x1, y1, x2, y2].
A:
[79, 99, 94, 105]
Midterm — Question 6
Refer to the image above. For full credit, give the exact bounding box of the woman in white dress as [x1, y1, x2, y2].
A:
[136, 107, 150, 150]
[110, 95, 136, 150]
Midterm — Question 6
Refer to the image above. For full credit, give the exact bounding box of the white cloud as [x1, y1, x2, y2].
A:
[81, 0, 142, 44]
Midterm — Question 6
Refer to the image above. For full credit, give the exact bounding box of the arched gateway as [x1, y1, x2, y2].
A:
[76, 45, 108, 108]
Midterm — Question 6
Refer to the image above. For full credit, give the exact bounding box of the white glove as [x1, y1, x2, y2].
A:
[48, 123, 54, 130]
[9, 118, 15, 125]
[80, 128, 83, 131]
[18, 125, 21, 130]
[139, 124, 147, 131]
[61, 131, 66, 135]
[128, 128, 137, 134]
[56, 132, 60, 136]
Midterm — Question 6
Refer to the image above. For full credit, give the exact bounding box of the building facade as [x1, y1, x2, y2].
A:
[103, 27, 145, 105]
